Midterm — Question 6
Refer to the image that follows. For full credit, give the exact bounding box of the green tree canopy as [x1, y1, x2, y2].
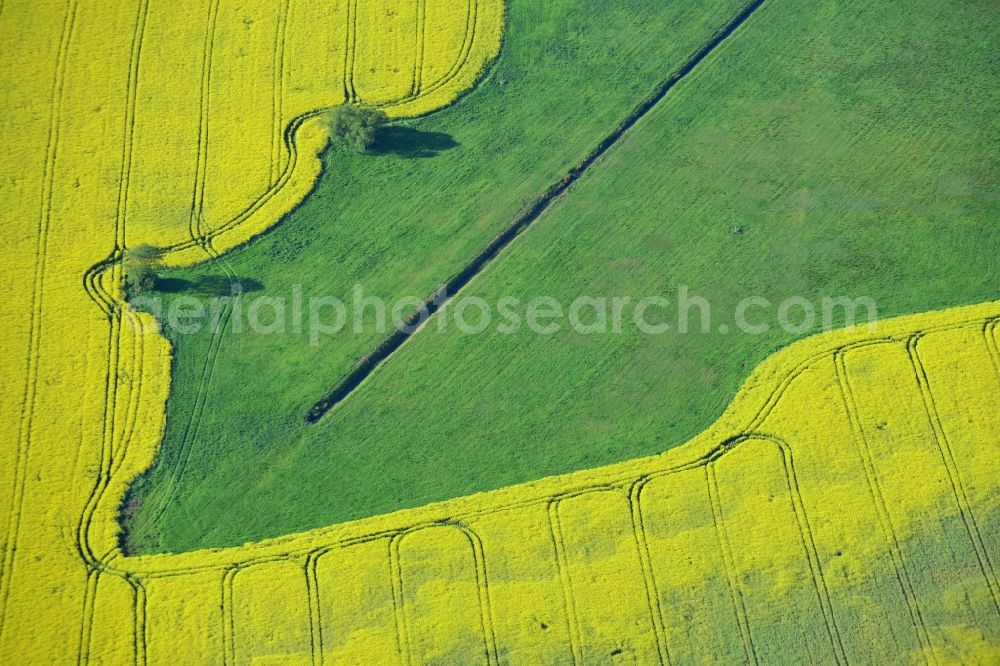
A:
[325, 103, 388, 153]
[123, 243, 164, 298]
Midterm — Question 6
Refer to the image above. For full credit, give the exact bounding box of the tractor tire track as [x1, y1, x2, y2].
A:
[387, 534, 410, 663]
[985, 319, 1000, 388]
[706, 462, 759, 665]
[410, 0, 427, 97]
[764, 436, 848, 664]
[75, 0, 147, 550]
[834, 347, 936, 665]
[343, 0, 359, 103]
[134, 222, 240, 534]
[114, 0, 493, 539]
[189, 0, 221, 230]
[221, 565, 237, 666]
[0, 0, 79, 639]
[76, 567, 100, 665]
[907, 334, 1000, 616]
[111, 306, 148, 478]
[72, 7, 151, 651]
[81, 0, 482, 285]
[103, 317, 1000, 576]
[742, 311, 1000, 435]
[72, 0, 151, 573]
[271, 0, 291, 186]
[453, 522, 501, 666]
[128, 574, 149, 666]
[304, 548, 330, 666]
[387, 524, 500, 665]
[377, 0, 476, 108]
[628, 480, 673, 665]
[128, 0, 223, 538]
[546, 499, 583, 664]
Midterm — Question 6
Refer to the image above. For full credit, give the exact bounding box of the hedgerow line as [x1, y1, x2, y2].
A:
[308, 0, 769, 421]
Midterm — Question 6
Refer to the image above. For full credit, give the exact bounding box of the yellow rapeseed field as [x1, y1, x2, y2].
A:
[0, 0, 503, 661]
[2, 0, 998, 663]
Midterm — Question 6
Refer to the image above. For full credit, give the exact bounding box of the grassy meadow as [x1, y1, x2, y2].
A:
[126, 0, 1000, 552]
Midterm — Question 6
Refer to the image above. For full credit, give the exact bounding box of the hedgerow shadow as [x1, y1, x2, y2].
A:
[370, 126, 460, 158]
[155, 275, 264, 296]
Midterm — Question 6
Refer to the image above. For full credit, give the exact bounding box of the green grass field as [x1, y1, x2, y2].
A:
[125, 0, 1000, 553]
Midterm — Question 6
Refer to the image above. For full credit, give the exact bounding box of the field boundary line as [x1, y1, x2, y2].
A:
[104, 311, 1000, 579]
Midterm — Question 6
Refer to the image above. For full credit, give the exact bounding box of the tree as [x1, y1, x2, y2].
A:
[123, 243, 164, 298]
[325, 103, 388, 153]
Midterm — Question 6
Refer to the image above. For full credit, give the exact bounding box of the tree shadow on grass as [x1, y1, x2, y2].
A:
[370, 126, 459, 158]
[155, 275, 264, 297]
